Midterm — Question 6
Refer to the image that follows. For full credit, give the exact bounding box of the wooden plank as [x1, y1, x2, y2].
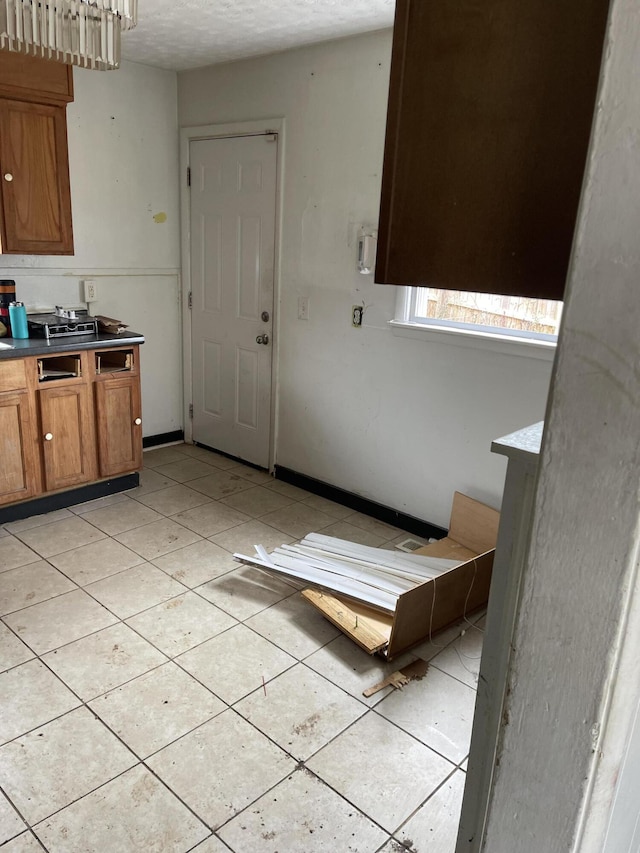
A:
[387, 550, 495, 658]
[302, 589, 392, 654]
[447, 491, 500, 554]
[415, 537, 477, 561]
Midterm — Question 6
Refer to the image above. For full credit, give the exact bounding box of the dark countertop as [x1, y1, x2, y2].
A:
[0, 332, 145, 359]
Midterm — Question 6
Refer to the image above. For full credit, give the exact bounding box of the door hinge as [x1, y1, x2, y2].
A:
[187, 166, 191, 187]
[188, 292, 193, 309]
[188, 403, 193, 419]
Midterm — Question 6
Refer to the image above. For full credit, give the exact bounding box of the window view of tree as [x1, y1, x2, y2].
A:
[414, 288, 562, 336]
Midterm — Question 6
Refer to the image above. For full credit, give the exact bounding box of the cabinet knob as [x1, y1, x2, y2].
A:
[44, 432, 53, 441]
[134, 418, 142, 426]
[4, 173, 12, 182]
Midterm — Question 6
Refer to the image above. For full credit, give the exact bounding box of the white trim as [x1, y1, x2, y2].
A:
[391, 286, 557, 361]
[179, 118, 284, 468]
[0, 267, 180, 276]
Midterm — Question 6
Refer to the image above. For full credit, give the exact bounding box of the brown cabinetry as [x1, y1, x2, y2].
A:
[0, 52, 74, 255]
[0, 345, 142, 508]
[375, 0, 610, 300]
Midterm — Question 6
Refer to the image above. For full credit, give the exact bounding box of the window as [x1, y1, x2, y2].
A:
[394, 286, 562, 346]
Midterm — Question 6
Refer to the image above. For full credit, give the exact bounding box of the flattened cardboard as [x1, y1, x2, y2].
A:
[302, 491, 499, 659]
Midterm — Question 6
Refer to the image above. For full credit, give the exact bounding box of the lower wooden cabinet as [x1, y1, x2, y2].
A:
[0, 390, 40, 506]
[0, 344, 142, 508]
[39, 383, 96, 491]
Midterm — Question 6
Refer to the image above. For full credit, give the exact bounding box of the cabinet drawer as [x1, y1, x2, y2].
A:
[0, 359, 26, 392]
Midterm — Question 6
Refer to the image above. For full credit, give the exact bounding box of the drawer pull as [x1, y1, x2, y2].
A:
[4, 173, 13, 182]
[134, 418, 142, 426]
[44, 432, 53, 441]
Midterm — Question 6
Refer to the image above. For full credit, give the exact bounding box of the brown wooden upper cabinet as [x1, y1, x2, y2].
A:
[0, 52, 74, 255]
[375, 0, 611, 300]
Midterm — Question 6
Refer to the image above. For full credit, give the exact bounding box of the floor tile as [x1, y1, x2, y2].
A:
[3, 589, 117, 655]
[171, 502, 250, 538]
[42, 623, 166, 701]
[246, 594, 340, 659]
[259, 503, 335, 539]
[89, 662, 225, 758]
[0, 562, 76, 617]
[48, 538, 145, 586]
[1, 832, 46, 852]
[0, 538, 41, 573]
[151, 540, 237, 587]
[226, 463, 273, 485]
[178, 446, 238, 469]
[0, 623, 34, 672]
[147, 711, 295, 830]
[0, 792, 26, 844]
[0, 706, 136, 825]
[13, 516, 106, 558]
[85, 563, 187, 619]
[176, 623, 295, 704]
[153, 458, 221, 484]
[305, 635, 418, 708]
[301, 494, 354, 519]
[220, 485, 295, 518]
[34, 764, 209, 852]
[190, 836, 232, 853]
[196, 565, 297, 621]
[81, 499, 162, 536]
[142, 446, 188, 468]
[319, 520, 387, 547]
[187, 470, 256, 501]
[114, 519, 201, 561]
[395, 770, 466, 852]
[430, 624, 484, 689]
[127, 466, 176, 497]
[218, 768, 387, 853]
[235, 664, 366, 760]
[210, 520, 292, 555]
[127, 592, 236, 657]
[0, 660, 80, 744]
[134, 484, 211, 515]
[262, 480, 312, 500]
[376, 666, 477, 763]
[4, 509, 73, 535]
[407, 617, 469, 663]
[69, 492, 129, 515]
[308, 712, 454, 833]
[344, 511, 405, 540]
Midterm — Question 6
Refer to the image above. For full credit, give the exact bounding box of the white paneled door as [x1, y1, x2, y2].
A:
[189, 133, 277, 467]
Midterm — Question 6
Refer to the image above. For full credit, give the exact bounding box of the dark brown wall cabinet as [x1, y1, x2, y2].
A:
[376, 0, 611, 300]
[0, 52, 74, 255]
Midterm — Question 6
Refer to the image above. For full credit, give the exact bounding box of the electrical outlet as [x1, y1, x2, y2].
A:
[352, 305, 363, 327]
[298, 296, 309, 320]
[83, 279, 98, 302]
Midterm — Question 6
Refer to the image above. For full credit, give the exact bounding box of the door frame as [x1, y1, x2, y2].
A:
[179, 118, 285, 470]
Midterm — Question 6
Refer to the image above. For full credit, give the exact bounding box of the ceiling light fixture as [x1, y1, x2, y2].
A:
[0, 0, 138, 70]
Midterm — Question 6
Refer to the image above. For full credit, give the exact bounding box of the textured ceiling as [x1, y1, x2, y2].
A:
[120, 0, 396, 71]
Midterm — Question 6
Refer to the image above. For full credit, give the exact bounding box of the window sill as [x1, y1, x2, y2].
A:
[388, 319, 557, 361]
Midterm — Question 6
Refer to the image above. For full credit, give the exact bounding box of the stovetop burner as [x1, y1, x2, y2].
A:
[27, 309, 98, 340]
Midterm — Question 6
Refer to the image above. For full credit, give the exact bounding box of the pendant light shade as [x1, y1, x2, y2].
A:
[0, 0, 138, 70]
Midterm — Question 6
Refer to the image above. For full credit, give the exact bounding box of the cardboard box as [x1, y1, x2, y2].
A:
[302, 492, 499, 659]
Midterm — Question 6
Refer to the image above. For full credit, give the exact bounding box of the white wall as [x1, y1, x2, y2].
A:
[0, 60, 182, 438]
[179, 31, 553, 527]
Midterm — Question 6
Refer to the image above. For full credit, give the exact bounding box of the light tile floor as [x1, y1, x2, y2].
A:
[0, 443, 485, 853]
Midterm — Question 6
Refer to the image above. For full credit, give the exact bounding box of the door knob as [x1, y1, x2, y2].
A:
[44, 433, 53, 441]
[4, 173, 12, 182]
[256, 334, 270, 345]
[134, 418, 142, 426]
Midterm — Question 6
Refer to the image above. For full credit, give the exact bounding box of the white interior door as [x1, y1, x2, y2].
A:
[189, 133, 277, 467]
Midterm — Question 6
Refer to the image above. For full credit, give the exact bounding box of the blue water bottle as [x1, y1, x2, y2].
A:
[9, 302, 28, 339]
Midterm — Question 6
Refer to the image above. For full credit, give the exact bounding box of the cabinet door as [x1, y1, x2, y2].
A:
[94, 376, 143, 477]
[0, 391, 39, 506]
[0, 98, 73, 254]
[375, 0, 610, 300]
[39, 384, 96, 491]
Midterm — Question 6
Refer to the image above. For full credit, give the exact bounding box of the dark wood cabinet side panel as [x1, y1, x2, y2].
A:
[375, 0, 611, 300]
